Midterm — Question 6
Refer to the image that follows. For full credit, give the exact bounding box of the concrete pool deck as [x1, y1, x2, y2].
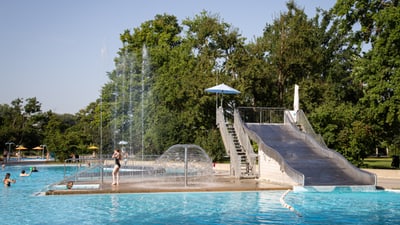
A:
[44, 164, 400, 195]
[364, 168, 400, 190]
[46, 164, 291, 195]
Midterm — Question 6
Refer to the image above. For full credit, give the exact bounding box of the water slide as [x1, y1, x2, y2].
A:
[245, 123, 376, 186]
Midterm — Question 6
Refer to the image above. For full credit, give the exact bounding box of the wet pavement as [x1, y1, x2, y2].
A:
[45, 165, 292, 195]
[45, 166, 400, 195]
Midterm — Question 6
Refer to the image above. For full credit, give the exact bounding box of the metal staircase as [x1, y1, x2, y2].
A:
[226, 124, 253, 177]
[216, 107, 257, 179]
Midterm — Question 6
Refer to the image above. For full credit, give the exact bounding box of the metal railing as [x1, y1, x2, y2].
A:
[237, 107, 286, 124]
[217, 107, 241, 178]
[63, 156, 102, 181]
[295, 110, 327, 148]
[62, 155, 162, 182]
[234, 108, 258, 177]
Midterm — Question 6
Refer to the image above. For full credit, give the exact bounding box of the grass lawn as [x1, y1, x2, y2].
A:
[362, 157, 398, 169]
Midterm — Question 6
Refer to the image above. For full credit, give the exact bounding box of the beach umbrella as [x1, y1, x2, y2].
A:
[205, 83, 241, 94]
[15, 145, 28, 159]
[32, 146, 46, 159]
[118, 141, 128, 145]
[15, 145, 28, 150]
[205, 83, 240, 107]
[88, 145, 99, 150]
[88, 145, 99, 158]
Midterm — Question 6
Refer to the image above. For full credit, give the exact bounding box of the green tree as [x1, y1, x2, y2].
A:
[43, 112, 77, 161]
[0, 98, 50, 158]
[258, 1, 325, 107]
[333, 0, 400, 155]
[108, 11, 245, 160]
[166, 11, 244, 160]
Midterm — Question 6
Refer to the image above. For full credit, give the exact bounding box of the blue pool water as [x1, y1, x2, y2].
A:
[1, 165, 400, 224]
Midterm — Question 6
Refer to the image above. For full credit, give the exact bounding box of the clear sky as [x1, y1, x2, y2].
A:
[0, 0, 336, 114]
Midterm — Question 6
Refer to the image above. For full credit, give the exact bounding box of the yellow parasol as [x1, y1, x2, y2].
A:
[15, 145, 28, 150]
[88, 145, 98, 158]
[88, 145, 99, 150]
[33, 146, 44, 150]
[15, 145, 27, 160]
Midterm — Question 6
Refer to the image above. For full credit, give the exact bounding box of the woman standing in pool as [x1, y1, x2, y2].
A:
[3, 173, 16, 187]
[112, 149, 122, 185]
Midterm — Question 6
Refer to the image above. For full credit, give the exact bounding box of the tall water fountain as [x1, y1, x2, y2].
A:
[110, 45, 147, 157]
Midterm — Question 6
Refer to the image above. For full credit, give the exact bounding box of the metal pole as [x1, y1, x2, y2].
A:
[41, 144, 46, 159]
[141, 45, 146, 176]
[5, 142, 14, 163]
[100, 90, 104, 184]
[184, 146, 188, 187]
[100, 43, 107, 186]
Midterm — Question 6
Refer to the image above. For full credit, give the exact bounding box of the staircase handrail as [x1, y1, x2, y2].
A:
[63, 158, 103, 180]
[217, 107, 241, 178]
[295, 110, 327, 148]
[234, 108, 258, 176]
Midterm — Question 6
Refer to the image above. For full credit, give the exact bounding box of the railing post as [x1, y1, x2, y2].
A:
[184, 146, 188, 187]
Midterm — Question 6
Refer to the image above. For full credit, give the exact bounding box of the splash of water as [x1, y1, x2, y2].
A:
[111, 46, 139, 156]
[109, 45, 150, 158]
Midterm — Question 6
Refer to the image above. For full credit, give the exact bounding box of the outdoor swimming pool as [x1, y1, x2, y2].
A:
[1, 165, 400, 224]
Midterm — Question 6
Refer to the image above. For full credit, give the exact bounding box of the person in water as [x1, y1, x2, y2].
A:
[112, 149, 122, 185]
[3, 173, 16, 187]
[20, 169, 31, 177]
[66, 181, 74, 189]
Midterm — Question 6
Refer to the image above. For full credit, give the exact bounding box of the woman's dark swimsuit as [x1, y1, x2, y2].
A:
[115, 158, 121, 168]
